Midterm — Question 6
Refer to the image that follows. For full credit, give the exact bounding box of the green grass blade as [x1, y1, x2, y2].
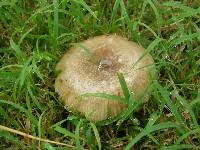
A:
[173, 9, 200, 22]
[38, 110, 47, 147]
[10, 38, 25, 62]
[27, 82, 43, 111]
[53, 126, 77, 139]
[18, 26, 36, 45]
[155, 82, 185, 129]
[133, 38, 161, 69]
[44, 142, 56, 150]
[145, 113, 159, 128]
[90, 122, 101, 150]
[22, 4, 53, 30]
[139, 1, 148, 22]
[117, 72, 130, 101]
[25, 91, 32, 113]
[176, 128, 200, 144]
[119, 0, 129, 22]
[111, 0, 120, 20]
[53, 0, 59, 48]
[190, 91, 200, 107]
[97, 93, 139, 126]
[31, 57, 45, 82]
[0, 99, 38, 126]
[73, 0, 98, 20]
[162, 1, 200, 23]
[18, 57, 32, 87]
[77, 92, 126, 104]
[146, 0, 162, 36]
[52, 147, 72, 150]
[0, 131, 26, 149]
[169, 31, 200, 48]
[173, 92, 198, 128]
[139, 0, 162, 37]
[163, 1, 196, 12]
[50, 119, 68, 128]
[0, 106, 19, 128]
[138, 22, 158, 38]
[76, 43, 98, 65]
[118, 93, 137, 122]
[0, 1, 10, 7]
[75, 120, 83, 150]
[160, 144, 198, 150]
[125, 122, 179, 150]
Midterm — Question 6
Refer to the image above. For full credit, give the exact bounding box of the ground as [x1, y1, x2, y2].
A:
[0, 0, 200, 149]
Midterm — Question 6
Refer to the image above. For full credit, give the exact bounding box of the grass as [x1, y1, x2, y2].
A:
[0, 0, 200, 149]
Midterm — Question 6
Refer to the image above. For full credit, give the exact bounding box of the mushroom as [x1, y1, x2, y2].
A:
[55, 35, 155, 122]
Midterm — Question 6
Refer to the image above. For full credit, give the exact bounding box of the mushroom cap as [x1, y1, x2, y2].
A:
[55, 35, 155, 122]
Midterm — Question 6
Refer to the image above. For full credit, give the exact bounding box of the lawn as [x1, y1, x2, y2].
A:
[0, 0, 200, 149]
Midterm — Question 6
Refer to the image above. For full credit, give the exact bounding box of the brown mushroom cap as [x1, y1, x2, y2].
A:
[55, 35, 155, 122]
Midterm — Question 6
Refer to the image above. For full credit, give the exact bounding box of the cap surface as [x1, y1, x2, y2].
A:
[55, 35, 154, 121]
